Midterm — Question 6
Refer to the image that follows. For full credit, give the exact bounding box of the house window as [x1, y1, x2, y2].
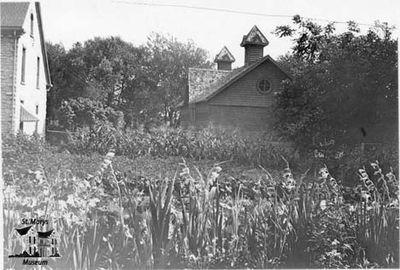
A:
[36, 57, 40, 89]
[257, 79, 271, 94]
[30, 14, 34, 37]
[36, 105, 39, 115]
[21, 48, 26, 84]
[19, 122, 24, 131]
[29, 236, 31, 243]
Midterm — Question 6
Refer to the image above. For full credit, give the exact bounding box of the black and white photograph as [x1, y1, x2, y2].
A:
[1, 0, 399, 269]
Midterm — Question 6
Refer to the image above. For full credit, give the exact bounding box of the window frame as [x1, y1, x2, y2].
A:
[256, 79, 272, 94]
[36, 57, 40, 89]
[21, 47, 26, 84]
[30, 13, 34, 37]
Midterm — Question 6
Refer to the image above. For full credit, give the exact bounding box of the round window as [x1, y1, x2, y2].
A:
[257, 79, 271, 94]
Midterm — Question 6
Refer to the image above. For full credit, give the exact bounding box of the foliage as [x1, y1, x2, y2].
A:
[46, 34, 212, 129]
[65, 124, 297, 169]
[59, 97, 124, 130]
[274, 17, 398, 149]
[3, 136, 399, 269]
[144, 33, 213, 126]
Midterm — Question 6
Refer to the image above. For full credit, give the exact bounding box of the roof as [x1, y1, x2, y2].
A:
[188, 67, 243, 104]
[0, 2, 52, 89]
[214, 46, 235, 63]
[20, 105, 39, 122]
[16, 226, 33, 236]
[240, 25, 269, 47]
[0, 2, 30, 29]
[187, 55, 292, 105]
[38, 229, 53, 238]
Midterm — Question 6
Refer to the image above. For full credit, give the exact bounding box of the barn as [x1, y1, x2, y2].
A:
[180, 25, 292, 131]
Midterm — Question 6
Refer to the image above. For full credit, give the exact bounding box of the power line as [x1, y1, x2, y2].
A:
[111, 0, 375, 27]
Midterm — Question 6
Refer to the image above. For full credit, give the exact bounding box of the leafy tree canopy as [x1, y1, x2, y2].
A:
[46, 34, 211, 130]
[274, 17, 398, 149]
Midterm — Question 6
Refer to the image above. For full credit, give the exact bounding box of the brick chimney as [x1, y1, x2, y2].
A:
[214, 46, 235, 70]
[240, 25, 269, 65]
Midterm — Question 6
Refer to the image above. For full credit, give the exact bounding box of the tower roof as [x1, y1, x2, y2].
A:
[214, 46, 235, 63]
[240, 25, 269, 47]
[16, 226, 33, 236]
[38, 229, 54, 238]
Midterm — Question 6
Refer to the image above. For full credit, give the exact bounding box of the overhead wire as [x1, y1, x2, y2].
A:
[111, 0, 376, 27]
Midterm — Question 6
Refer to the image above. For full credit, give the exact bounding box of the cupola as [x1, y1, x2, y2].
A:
[240, 25, 269, 65]
[214, 46, 235, 70]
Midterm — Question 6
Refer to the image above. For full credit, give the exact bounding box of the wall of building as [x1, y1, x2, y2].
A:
[181, 103, 273, 131]
[209, 60, 288, 108]
[14, 3, 47, 135]
[0, 34, 17, 134]
[208, 105, 272, 130]
[181, 60, 289, 131]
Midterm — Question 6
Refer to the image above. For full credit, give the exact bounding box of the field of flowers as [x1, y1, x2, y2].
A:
[3, 133, 399, 269]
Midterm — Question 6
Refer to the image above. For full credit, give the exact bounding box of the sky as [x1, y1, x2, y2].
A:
[38, 0, 399, 68]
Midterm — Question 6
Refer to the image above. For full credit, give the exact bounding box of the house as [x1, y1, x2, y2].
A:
[1, 2, 52, 136]
[9, 225, 59, 257]
[180, 25, 291, 131]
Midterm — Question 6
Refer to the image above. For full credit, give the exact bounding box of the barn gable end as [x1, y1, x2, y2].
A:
[180, 25, 291, 131]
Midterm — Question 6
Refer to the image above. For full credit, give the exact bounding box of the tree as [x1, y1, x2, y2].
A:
[274, 17, 398, 149]
[46, 34, 212, 129]
[143, 33, 212, 127]
[59, 97, 124, 130]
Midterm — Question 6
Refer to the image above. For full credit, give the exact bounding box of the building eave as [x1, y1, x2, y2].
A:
[35, 2, 52, 89]
[0, 27, 24, 36]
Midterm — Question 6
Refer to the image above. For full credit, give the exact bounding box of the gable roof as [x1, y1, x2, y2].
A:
[16, 226, 33, 236]
[240, 25, 269, 47]
[38, 229, 54, 238]
[0, 2, 52, 89]
[214, 46, 235, 63]
[188, 67, 243, 104]
[187, 55, 292, 105]
[0, 2, 30, 29]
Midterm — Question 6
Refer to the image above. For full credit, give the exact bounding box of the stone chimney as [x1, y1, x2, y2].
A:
[214, 46, 235, 70]
[240, 25, 269, 65]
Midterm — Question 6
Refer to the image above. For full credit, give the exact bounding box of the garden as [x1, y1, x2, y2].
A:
[3, 128, 399, 269]
[3, 16, 398, 269]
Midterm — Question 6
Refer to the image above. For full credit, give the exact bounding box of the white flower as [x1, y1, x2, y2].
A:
[331, 239, 340, 246]
[320, 200, 327, 210]
[106, 152, 115, 158]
